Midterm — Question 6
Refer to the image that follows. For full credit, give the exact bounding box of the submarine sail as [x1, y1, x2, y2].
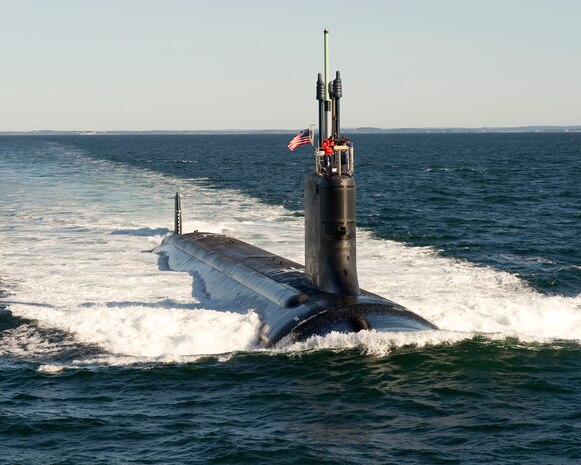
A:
[156, 30, 437, 347]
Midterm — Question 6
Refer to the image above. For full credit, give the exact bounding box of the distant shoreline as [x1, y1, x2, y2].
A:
[1, 125, 581, 136]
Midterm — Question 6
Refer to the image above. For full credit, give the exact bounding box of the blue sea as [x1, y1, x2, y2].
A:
[1, 133, 580, 464]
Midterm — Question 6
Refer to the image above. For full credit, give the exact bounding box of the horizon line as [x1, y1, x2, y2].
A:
[2, 124, 581, 135]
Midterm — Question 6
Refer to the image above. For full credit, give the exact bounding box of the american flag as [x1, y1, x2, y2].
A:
[287, 129, 312, 151]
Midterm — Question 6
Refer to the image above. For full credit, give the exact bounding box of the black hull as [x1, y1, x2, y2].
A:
[158, 232, 437, 347]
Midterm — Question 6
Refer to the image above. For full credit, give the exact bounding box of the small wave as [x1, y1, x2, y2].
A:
[274, 329, 581, 358]
[37, 364, 66, 374]
[279, 329, 474, 357]
[498, 254, 557, 265]
[0, 322, 85, 361]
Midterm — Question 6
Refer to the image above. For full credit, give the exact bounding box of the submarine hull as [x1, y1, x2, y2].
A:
[156, 30, 438, 346]
[157, 232, 437, 347]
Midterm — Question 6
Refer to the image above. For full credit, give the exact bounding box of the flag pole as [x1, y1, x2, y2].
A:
[324, 29, 332, 139]
[324, 29, 329, 102]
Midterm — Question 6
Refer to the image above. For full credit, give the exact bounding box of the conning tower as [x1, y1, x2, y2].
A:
[305, 29, 359, 296]
[157, 29, 437, 347]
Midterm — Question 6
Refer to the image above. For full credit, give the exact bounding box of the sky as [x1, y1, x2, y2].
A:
[1, 0, 581, 131]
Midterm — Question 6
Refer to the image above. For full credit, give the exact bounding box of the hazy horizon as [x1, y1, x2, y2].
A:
[3, 124, 581, 134]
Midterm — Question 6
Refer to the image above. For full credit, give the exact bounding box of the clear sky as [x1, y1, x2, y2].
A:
[1, 0, 580, 131]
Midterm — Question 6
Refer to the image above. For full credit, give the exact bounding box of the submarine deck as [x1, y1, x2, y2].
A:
[181, 232, 309, 293]
[159, 232, 437, 346]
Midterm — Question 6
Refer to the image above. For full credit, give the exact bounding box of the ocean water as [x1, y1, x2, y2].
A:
[0, 133, 580, 464]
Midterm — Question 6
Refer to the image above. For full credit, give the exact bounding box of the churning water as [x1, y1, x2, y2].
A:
[1, 134, 580, 464]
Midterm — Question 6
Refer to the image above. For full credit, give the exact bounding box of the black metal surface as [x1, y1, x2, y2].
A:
[317, 73, 326, 146]
[304, 173, 359, 296]
[333, 71, 342, 137]
[174, 192, 182, 235]
[161, 233, 436, 347]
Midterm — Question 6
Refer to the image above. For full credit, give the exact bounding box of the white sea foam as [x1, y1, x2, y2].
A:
[355, 231, 581, 341]
[279, 330, 477, 358]
[37, 364, 66, 374]
[0, 323, 74, 359]
[1, 141, 580, 365]
[13, 304, 261, 357]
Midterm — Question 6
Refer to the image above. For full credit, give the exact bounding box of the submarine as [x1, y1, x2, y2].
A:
[157, 30, 437, 347]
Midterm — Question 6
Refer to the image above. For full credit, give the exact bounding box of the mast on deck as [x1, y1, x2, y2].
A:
[314, 30, 353, 178]
[305, 30, 360, 296]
